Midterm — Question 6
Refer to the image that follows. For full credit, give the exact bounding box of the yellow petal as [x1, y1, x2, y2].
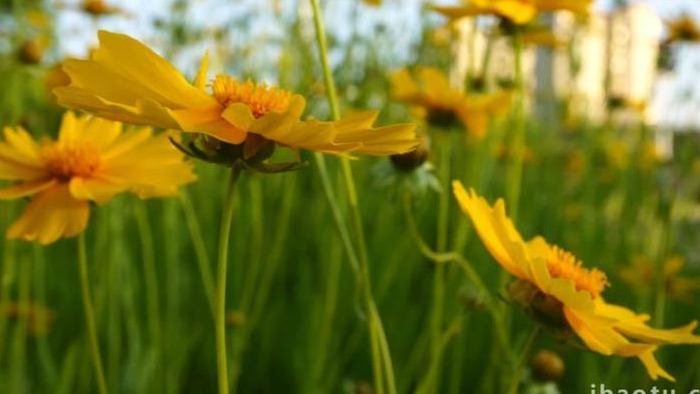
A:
[617, 319, 700, 345]
[194, 52, 209, 91]
[637, 349, 675, 381]
[451, 182, 531, 280]
[526, 237, 596, 311]
[91, 30, 213, 109]
[99, 129, 196, 197]
[172, 106, 246, 144]
[0, 179, 57, 200]
[536, 0, 592, 16]
[261, 118, 336, 151]
[74, 113, 122, 149]
[54, 31, 219, 131]
[390, 69, 419, 101]
[1, 127, 43, 165]
[69, 176, 127, 204]
[418, 67, 452, 100]
[221, 103, 256, 131]
[7, 184, 90, 245]
[471, 0, 538, 24]
[0, 127, 46, 181]
[430, 5, 488, 20]
[563, 307, 627, 356]
[311, 111, 418, 156]
[55, 84, 180, 130]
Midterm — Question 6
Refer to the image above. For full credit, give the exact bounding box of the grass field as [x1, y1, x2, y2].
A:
[1, 1, 700, 393]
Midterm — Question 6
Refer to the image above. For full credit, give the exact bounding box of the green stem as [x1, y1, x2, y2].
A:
[179, 191, 215, 316]
[506, 325, 540, 394]
[402, 192, 514, 367]
[77, 233, 109, 394]
[308, 1, 396, 393]
[420, 138, 451, 394]
[133, 202, 161, 356]
[216, 165, 243, 394]
[506, 32, 526, 223]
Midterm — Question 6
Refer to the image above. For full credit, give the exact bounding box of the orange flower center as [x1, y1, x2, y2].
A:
[546, 246, 609, 298]
[212, 75, 292, 118]
[43, 144, 101, 181]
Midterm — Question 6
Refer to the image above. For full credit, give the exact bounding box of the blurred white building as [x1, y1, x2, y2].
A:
[453, 3, 663, 123]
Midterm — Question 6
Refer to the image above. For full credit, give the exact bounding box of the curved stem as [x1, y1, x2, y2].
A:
[77, 233, 109, 394]
[506, 325, 540, 394]
[216, 165, 243, 394]
[419, 139, 451, 394]
[308, 1, 396, 393]
[402, 192, 514, 367]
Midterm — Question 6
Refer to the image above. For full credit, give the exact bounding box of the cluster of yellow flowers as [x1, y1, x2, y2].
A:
[1, 30, 418, 244]
[2, 0, 699, 387]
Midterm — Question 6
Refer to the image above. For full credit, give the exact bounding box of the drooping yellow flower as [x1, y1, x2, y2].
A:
[452, 182, 700, 381]
[0, 112, 196, 244]
[431, 0, 592, 25]
[391, 67, 511, 138]
[54, 31, 416, 157]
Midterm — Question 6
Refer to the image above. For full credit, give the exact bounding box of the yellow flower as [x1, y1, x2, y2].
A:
[452, 182, 700, 381]
[620, 256, 700, 304]
[81, 0, 124, 16]
[665, 14, 700, 43]
[4, 302, 55, 336]
[390, 67, 511, 138]
[0, 112, 196, 244]
[361, 0, 382, 6]
[54, 31, 416, 157]
[431, 0, 591, 25]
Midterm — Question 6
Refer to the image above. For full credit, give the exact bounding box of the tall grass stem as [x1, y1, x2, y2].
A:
[308, 1, 396, 392]
[216, 165, 242, 394]
[77, 232, 109, 394]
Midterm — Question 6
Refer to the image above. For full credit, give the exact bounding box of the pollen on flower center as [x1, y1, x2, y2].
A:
[43, 144, 101, 181]
[212, 75, 292, 118]
[546, 245, 609, 298]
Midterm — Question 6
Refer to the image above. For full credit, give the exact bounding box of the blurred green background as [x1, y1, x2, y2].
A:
[1, 1, 700, 393]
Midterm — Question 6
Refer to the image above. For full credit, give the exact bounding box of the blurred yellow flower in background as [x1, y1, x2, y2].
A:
[3, 302, 55, 336]
[361, 0, 382, 7]
[665, 14, 700, 43]
[620, 256, 700, 303]
[452, 182, 700, 381]
[0, 112, 195, 244]
[81, 0, 124, 17]
[390, 67, 511, 138]
[431, 0, 592, 25]
[54, 31, 416, 157]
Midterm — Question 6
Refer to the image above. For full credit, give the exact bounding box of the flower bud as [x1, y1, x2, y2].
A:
[530, 349, 565, 382]
[390, 137, 429, 172]
[18, 40, 43, 65]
